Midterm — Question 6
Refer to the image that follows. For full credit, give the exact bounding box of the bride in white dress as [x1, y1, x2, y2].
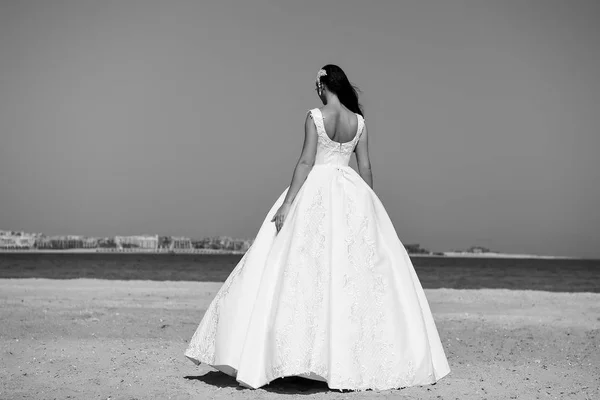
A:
[185, 64, 451, 391]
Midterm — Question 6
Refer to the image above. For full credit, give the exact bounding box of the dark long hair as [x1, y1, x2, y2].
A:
[317, 64, 364, 116]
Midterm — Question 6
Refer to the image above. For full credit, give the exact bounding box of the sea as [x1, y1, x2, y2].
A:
[0, 252, 598, 293]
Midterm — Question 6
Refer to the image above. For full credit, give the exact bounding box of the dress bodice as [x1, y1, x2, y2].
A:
[308, 108, 365, 167]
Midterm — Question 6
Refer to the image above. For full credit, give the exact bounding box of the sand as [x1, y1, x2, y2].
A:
[1, 279, 598, 400]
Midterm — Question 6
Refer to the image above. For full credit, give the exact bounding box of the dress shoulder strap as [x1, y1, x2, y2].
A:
[355, 113, 365, 142]
[307, 108, 326, 137]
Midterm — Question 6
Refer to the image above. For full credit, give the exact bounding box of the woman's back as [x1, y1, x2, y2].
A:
[308, 107, 364, 168]
[319, 105, 360, 144]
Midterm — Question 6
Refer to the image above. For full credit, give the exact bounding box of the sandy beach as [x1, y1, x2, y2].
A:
[1, 279, 598, 400]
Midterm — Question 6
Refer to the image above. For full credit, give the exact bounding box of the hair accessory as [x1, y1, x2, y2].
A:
[315, 69, 327, 88]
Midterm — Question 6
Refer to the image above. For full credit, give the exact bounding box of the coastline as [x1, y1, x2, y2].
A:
[0, 248, 246, 255]
[438, 251, 577, 260]
[0, 248, 583, 259]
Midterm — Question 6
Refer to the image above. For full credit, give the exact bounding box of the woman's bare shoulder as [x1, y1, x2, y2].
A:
[318, 105, 339, 120]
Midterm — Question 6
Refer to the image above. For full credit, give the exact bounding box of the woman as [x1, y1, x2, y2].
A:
[185, 64, 451, 391]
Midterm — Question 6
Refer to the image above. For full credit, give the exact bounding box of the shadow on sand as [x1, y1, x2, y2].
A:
[185, 371, 339, 394]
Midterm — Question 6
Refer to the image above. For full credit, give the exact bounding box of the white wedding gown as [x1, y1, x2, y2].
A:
[185, 108, 450, 391]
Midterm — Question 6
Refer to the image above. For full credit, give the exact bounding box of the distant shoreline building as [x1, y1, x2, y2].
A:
[0, 231, 38, 249]
[171, 236, 192, 250]
[193, 236, 253, 252]
[114, 235, 159, 250]
[35, 235, 97, 249]
[450, 246, 493, 254]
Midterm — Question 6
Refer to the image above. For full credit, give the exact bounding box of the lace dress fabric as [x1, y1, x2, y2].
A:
[184, 108, 450, 391]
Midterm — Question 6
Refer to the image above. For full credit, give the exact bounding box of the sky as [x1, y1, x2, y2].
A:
[0, 0, 599, 258]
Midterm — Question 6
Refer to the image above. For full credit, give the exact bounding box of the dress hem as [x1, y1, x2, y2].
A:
[184, 353, 450, 391]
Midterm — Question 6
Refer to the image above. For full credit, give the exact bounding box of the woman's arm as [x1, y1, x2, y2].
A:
[271, 112, 318, 232]
[354, 122, 373, 189]
[281, 113, 318, 205]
